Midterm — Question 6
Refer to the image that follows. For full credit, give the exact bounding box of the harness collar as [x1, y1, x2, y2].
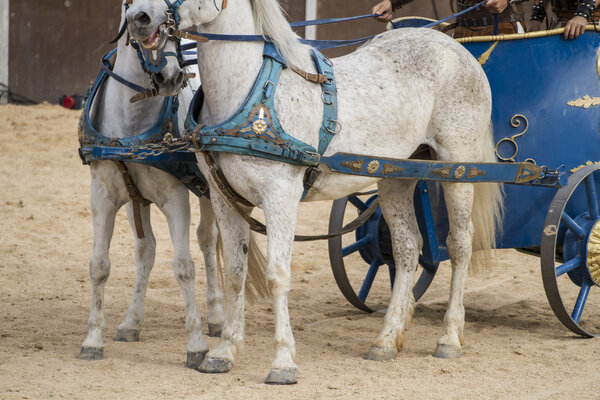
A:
[185, 42, 338, 167]
[79, 50, 180, 158]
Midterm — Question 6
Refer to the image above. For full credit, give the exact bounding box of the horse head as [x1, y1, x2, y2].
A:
[125, 0, 204, 96]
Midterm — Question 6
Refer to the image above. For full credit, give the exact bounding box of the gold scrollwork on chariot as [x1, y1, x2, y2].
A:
[495, 114, 537, 165]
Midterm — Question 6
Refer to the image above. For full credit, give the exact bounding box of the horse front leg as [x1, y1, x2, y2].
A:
[197, 196, 224, 337]
[198, 193, 250, 374]
[80, 178, 124, 360]
[261, 199, 299, 385]
[161, 188, 209, 369]
[434, 183, 474, 359]
[115, 202, 155, 343]
[367, 179, 421, 361]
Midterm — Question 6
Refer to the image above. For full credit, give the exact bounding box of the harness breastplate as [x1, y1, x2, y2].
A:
[79, 50, 208, 198]
[186, 42, 338, 168]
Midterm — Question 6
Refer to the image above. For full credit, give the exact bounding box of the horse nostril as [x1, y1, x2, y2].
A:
[134, 11, 151, 28]
[175, 71, 184, 87]
[154, 73, 166, 85]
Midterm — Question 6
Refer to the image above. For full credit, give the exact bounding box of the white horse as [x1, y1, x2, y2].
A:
[126, 0, 503, 384]
[79, 2, 267, 369]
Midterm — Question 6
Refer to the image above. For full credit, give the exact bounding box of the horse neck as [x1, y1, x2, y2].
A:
[196, 2, 264, 124]
[94, 41, 165, 139]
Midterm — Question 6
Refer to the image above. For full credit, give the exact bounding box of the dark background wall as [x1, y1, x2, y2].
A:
[7, 0, 448, 104]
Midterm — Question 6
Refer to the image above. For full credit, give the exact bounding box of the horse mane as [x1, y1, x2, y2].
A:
[251, 0, 312, 67]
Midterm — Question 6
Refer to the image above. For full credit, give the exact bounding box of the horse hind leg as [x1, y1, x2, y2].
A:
[115, 202, 155, 343]
[161, 190, 209, 369]
[197, 196, 224, 337]
[434, 182, 474, 359]
[367, 179, 421, 361]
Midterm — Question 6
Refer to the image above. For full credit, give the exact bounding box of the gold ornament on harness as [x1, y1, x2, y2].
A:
[252, 108, 268, 135]
[367, 161, 380, 174]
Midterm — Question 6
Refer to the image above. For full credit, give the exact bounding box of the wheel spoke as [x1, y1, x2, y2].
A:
[348, 196, 368, 212]
[342, 235, 371, 257]
[561, 212, 586, 240]
[571, 279, 592, 323]
[555, 256, 583, 277]
[358, 259, 381, 302]
[585, 175, 599, 220]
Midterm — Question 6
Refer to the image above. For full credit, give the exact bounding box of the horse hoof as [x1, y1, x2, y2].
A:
[365, 345, 397, 361]
[264, 368, 298, 385]
[114, 329, 140, 342]
[186, 351, 208, 370]
[434, 344, 462, 359]
[197, 357, 232, 373]
[79, 346, 103, 360]
[208, 323, 223, 338]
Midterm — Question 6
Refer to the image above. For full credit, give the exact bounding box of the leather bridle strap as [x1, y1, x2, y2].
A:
[113, 161, 152, 239]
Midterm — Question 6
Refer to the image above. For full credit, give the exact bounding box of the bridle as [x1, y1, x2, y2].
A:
[113, 0, 208, 100]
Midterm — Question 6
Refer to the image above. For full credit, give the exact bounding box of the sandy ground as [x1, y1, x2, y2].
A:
[1, 103, 600, 400]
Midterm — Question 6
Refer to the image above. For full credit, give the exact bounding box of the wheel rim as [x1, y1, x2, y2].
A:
[541, 164, 600, 337]
[328, 194, 438, 313]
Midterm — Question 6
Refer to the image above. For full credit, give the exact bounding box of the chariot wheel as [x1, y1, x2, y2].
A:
[541, 163, 600, 337]
[328, 193, 438, 313]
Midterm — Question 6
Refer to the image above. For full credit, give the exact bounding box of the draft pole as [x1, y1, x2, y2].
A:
[305, 0, 317, 41]
[0, 0, 8, 104]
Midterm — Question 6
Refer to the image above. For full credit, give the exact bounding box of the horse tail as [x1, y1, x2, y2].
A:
[470, 123, 504, 273]
[216, 232, 270, 305]
[245, 232, 271, 303]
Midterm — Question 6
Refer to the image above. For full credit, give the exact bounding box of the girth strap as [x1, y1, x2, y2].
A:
[113, 161, 152, 239]
[202, 152, 378, 242]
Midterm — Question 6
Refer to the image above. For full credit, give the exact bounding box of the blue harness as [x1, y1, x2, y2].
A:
[78, 49, 208, 198]
[185, 42, 338, 198]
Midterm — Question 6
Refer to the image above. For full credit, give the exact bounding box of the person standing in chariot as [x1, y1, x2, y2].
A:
[372, 0, 526, 37]
[529, 0, 600, 39]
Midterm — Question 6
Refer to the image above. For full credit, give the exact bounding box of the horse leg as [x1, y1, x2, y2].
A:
[161, 190, 209, 369]
[197, 196, 224, 337]
[367, 179, 421, 361]
[198, 194, 250, 374]
[262, 201, 299, 385]
[115, 202, 155, 342]
[80, 181, 123, 360]
[434, 182, 474, 359]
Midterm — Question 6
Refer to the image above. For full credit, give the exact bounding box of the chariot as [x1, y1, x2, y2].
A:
[328, 24, 600, 338]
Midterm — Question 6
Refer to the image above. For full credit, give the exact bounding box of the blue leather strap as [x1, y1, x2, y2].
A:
[421, 0, 488, 28]
[290, 14, 379, 27]
[99, 49, 149, 94]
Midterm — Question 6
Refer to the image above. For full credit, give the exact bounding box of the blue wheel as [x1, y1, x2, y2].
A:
[541, 163, 600, 337]
[328, 193, 438, 312]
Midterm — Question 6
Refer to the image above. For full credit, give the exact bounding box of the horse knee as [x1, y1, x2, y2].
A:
[89, 257, 110, 285]
[173, 257, 195, 283]
[266, 263, 290, 295]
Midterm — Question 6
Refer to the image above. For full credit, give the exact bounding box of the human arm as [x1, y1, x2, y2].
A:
[484, 0, 508, 13]
[372, 0, 414, 22]
[564, 0, 600, 39]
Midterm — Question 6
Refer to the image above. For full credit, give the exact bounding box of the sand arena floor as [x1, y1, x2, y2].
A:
[1, 104, 599, 399]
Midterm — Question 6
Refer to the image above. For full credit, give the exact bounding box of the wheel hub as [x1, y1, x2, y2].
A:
[586, 218, 600, 286]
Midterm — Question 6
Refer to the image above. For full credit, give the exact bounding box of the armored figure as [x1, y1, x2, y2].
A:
[529, 0, 600, 39]
[372, 0, 525, 38]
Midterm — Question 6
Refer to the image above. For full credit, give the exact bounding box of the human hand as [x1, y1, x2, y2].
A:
[528, 20, 544, 31]
[564, 15, 587, 39]
[484, 0, 508, 13]
[373, 0, 393, 22]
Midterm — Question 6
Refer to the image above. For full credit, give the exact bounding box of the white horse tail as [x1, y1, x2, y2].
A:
[216, 231, 270, 305]
[470, 124, 504, 273]
[245, 232, 271, 303]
